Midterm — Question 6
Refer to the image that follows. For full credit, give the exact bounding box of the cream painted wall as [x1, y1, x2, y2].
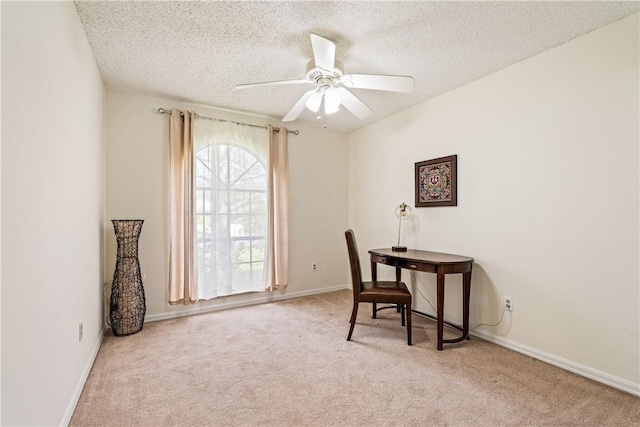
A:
[348, 15, 639, 390]
[1, 2, 106, 425]
[105, 91, 348, 319]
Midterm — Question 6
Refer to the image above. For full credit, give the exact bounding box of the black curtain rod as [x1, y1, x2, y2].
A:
[157, 108, 299, 135]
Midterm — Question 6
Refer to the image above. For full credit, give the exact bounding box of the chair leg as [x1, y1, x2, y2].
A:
[406, 303, 412, 346]
[372, 303, 377, 319]
[401, 304, 405, 326]
[347, 302, 359, 341]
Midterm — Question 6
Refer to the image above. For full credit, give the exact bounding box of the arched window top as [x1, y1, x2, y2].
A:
[195, 143, 266, 194]
[195, 119, 267, 166]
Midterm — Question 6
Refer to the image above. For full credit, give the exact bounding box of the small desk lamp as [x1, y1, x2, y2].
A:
[392, 202, 412, 252]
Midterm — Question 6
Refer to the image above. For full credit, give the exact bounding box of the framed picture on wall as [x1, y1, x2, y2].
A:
[415, 155, 457, 207]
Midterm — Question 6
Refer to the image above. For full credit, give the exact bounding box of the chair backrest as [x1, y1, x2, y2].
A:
[344, 229, 363, 298]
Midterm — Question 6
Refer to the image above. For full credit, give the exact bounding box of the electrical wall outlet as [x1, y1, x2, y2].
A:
[312, 263, 318, 272]
[79, 322, 84, 342]
[504, 296, 514, 312]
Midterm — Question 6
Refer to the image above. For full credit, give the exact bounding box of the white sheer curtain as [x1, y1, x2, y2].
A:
[194, 119, 269, 299]
[195, 120, 267, 162]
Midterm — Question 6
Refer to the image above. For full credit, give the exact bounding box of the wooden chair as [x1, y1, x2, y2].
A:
[345, 229, 412, 345]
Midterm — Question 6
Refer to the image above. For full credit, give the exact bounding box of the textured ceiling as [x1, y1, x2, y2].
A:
[74, 1, 638, 132]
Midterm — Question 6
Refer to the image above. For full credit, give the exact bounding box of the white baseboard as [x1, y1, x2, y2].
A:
[470, 328, 640, 397]
[61, 327, 105, 426]
[144, 284, 350, 323]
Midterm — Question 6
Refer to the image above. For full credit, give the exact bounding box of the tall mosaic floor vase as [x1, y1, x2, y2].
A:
[109, 219, 146, 336]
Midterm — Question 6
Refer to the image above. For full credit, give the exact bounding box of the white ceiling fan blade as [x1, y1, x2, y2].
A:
[310, 33, 335, 71]
[235, 79, 309, 90]
[340, 74, 414, 93]
[282, 89, 317, 122]
[335, 87, 373, 120]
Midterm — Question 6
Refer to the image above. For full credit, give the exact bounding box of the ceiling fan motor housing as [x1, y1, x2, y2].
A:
[305, 59, 344, 85]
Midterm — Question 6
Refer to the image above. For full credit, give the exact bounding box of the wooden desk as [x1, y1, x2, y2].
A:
[369, 248, 474, 350]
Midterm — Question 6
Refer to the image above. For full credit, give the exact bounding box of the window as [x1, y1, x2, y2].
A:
[194, 130, 267, 299]
[169, 115, 286, 304]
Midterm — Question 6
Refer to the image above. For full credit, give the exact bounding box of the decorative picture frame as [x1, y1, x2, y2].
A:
[415, 155, 457, 207]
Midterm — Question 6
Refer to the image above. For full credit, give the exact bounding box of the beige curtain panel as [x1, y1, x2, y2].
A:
[168, 109, 198, 305]
[266, 125, 290, 291]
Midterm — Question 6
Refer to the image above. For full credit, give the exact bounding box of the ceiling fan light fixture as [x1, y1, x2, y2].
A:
[305, 91, 323, 112]
[324, 88, 341, 114]
[324, 101, 340, 115]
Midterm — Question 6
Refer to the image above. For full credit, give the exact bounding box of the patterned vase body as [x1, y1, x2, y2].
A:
[110, 220, 146, 336]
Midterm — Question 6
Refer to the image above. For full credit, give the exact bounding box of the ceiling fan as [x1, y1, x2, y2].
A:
[235, 34, 414, 122]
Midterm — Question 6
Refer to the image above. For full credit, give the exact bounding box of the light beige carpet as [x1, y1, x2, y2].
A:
[71, 290, 639, 426]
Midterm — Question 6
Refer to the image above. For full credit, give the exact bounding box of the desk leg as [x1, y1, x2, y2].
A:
[395, 267, 402, 313]
[462, 270, 472, 340]
[371, 260, 377, 318]
[436, 267, 445, 351]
